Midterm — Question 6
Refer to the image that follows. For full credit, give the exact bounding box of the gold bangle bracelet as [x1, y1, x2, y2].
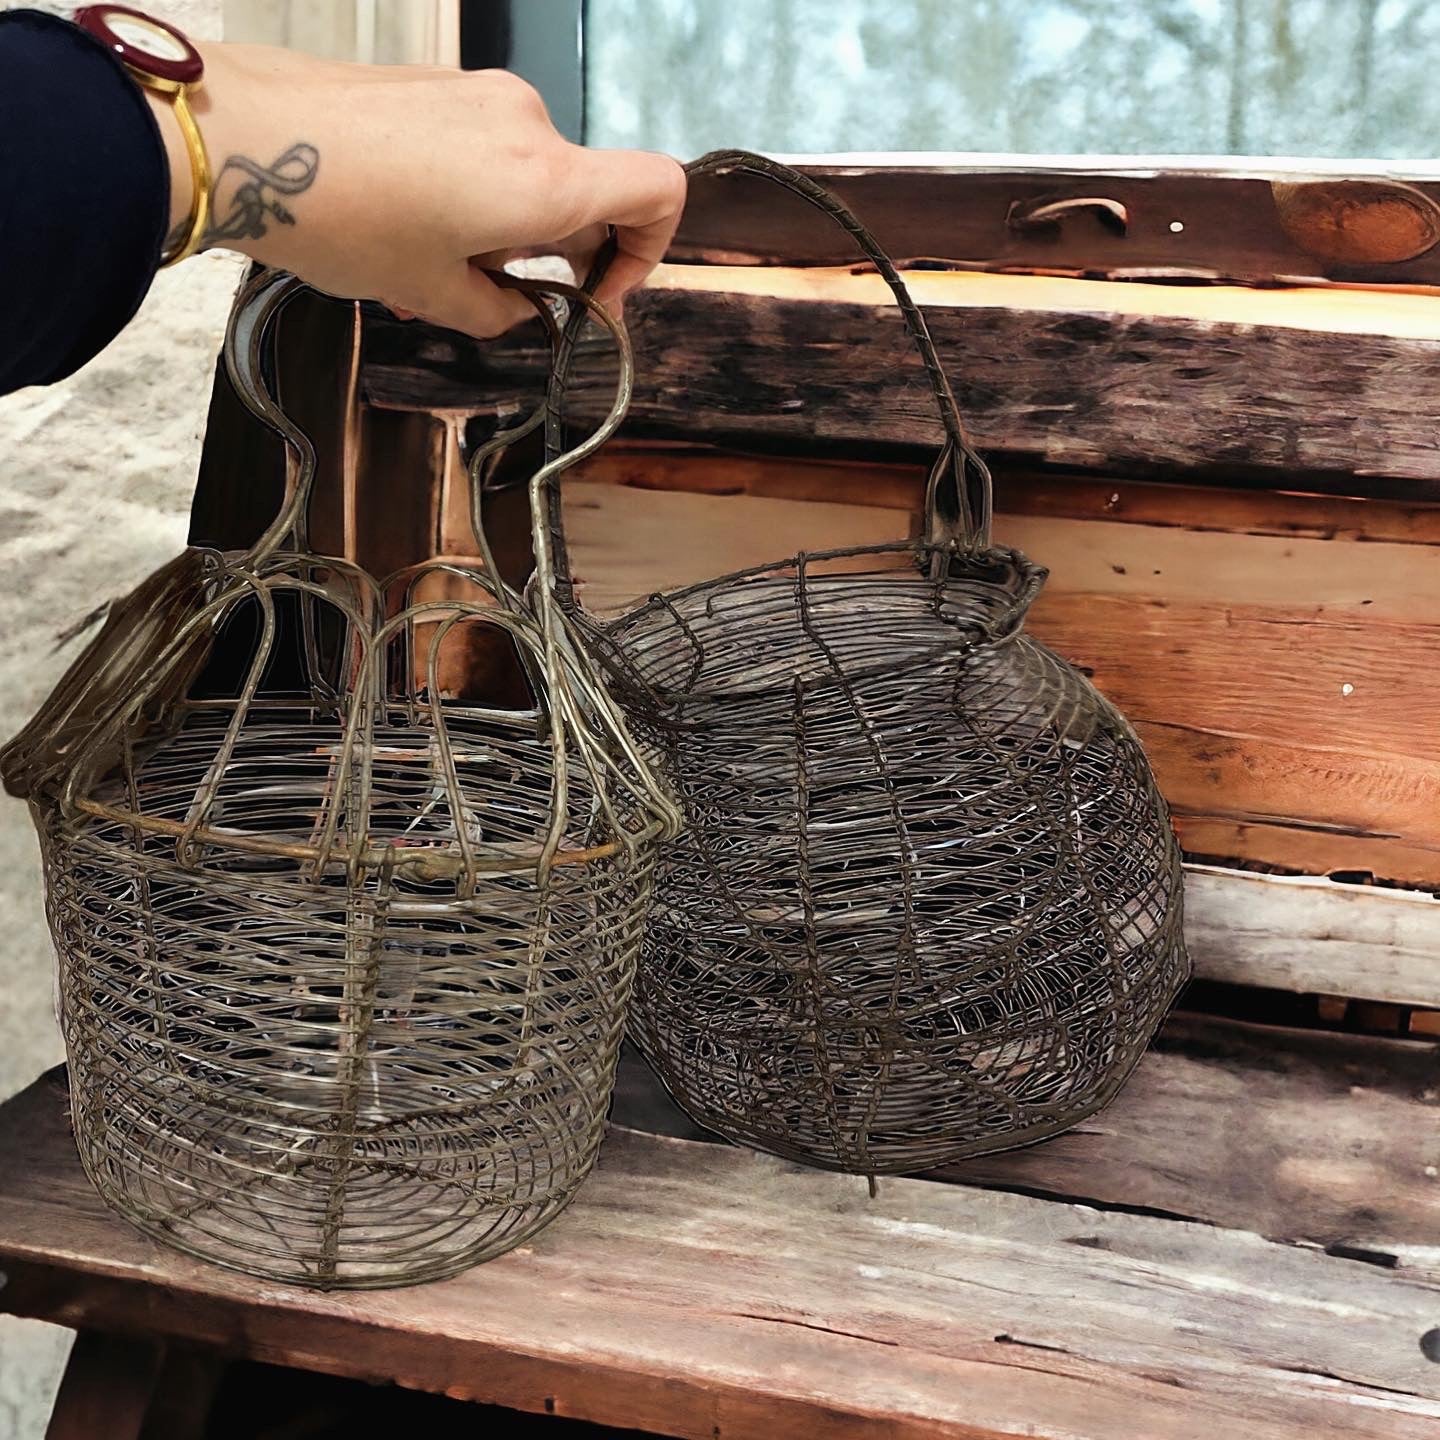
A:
[159, 84, 212, 267]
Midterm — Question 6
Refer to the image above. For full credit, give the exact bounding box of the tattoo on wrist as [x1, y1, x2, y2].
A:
[202, 142, 320, 249]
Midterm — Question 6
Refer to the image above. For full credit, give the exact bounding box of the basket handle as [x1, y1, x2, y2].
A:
[223, 268, 322, 569]
[541, 149, 994, 600]
[223, 269, 680, 873]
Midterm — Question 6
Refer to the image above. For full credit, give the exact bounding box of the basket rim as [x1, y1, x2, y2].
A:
[581, 539, 1047, 706]
[62, 794, 666, 881]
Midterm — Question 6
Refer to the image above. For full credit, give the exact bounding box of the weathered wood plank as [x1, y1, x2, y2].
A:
[576, 444, 1440, 543]
[1136, 719, 1440, 876]
[559, 478, 1440, 887]
[673, 160, 1440, 287]
[567, 457, 1440, 622]
[939, 1012, 1440, 1269]
[1185, 867, 1440, 1008]
[1037, 597, 1439, 759]
[365, 439, 1440, 999]
[1175, 816, 1440, 884]
[1, 1071, 1437, 1440]
[562, 480, 909, 617]
[614, 1011, 1440, 1279]
[361, 268, 1440, 488]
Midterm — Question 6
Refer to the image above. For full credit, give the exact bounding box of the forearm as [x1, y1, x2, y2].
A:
[31, 18, 683, 361]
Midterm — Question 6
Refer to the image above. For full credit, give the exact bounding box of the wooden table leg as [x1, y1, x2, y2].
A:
[45, 1332, 227, 1440]
[45, 1333, 167, 1440]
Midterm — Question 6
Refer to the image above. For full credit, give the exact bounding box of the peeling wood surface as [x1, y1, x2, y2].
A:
[2, 1070, 1438, 1440]
[559, 475, 1440, 887]
[360, 268, 1440, 489]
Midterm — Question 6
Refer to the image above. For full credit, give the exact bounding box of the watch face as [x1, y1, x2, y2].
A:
[76, 4, 204, 85]
[109, 14, 188, 61]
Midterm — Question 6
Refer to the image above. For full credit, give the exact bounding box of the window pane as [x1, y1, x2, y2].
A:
[585, 0, 1440, 161]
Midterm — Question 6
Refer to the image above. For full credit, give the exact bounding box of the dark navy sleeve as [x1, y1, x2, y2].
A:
[0, 9, 170, 396]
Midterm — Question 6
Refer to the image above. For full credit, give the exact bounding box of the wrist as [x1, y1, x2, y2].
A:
[187, 43, 325, 266]
[79, 6, 213, 264]
[138, 40, 325, 266]
[141, 85, 194, 241]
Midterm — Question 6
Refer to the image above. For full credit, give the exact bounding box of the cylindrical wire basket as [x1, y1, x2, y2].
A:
[2, 270, 680, 1287]
[547, 152, 1190, 1176]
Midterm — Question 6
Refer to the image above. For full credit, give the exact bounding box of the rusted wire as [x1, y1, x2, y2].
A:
[5, 270, 680, 1288]
[547, 151, 1190, 1175]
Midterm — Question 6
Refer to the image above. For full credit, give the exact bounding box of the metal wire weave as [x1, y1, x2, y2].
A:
[3, 271, 680, 1287]
[550, 152, 1190, 1175]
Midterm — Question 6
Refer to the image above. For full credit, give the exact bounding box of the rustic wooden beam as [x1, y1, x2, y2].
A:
[576, 444, 1440, 542]
[1184, 867, 1440, 1008]
[556, 468, 1440, 887]
[360, 268, 1440, 489]
[673, 159, 1440, 287]
[2, 1069, 1437, 1440]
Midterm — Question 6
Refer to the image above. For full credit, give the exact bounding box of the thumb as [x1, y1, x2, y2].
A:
[422, 262, 537, 340]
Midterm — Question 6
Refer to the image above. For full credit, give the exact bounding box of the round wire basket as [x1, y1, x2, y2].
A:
[2, 270, 680, 1287]
[547, 152, 1190, 1176]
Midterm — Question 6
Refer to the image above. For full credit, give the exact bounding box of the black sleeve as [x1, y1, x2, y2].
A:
[0, 9, 170, 397]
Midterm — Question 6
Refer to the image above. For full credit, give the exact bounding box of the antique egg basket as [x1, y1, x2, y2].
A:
[1, 270, 680, 1287]
[546, 151, 1190, 1176]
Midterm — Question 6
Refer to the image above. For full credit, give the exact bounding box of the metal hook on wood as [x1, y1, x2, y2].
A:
[1007, 194, 1129, 237]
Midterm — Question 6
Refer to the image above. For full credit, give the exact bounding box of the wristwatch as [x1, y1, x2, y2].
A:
[76, 4, 211, 266]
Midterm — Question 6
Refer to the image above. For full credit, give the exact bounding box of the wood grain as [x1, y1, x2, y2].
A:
[1175, 816, 1440, 883]
[415, 443, 1440, 1001]
[360, 267, 1440, 489]
[1186, 866, 1440, 1006]
[944, 1012, 1440, 1272]
[558, 477, 1440, 885]
[576, 444, 1440, 543]
[613, 1009, 1440, 1278]
[2, 1070, 1438, 1440]
[671, 160, 1440, 286]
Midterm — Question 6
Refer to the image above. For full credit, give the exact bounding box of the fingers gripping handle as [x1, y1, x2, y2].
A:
[546, 150, 993, 559]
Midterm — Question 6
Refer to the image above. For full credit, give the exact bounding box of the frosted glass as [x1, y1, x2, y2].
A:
[585, 0, 1440, 161]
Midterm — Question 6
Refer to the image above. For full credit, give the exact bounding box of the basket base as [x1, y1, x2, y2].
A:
[69, 1076, 600, 1289]
[632, 947, 1192, 1176]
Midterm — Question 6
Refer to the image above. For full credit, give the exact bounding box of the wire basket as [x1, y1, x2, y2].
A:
[2, 270, 680, 1287]
[547, 152, 1190, 1176]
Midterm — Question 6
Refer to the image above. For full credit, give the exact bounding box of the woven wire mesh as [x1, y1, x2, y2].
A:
[576, 550, 1187, 1174]
[5, 272, 679, 1287]
[549, 152, 1190, 1175]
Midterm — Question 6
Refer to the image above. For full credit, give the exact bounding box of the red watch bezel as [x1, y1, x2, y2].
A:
[75, 4, 203, 86]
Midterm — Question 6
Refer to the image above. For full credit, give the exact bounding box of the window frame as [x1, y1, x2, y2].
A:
[458, 4, 1440, 286]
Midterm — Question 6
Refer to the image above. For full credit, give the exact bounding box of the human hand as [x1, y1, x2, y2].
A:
[148, 44, 686, 337]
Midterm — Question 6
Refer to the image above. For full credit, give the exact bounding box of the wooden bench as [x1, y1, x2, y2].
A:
[10, 160, 1440, 1438]
[3, 1026, 1437, 1439]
